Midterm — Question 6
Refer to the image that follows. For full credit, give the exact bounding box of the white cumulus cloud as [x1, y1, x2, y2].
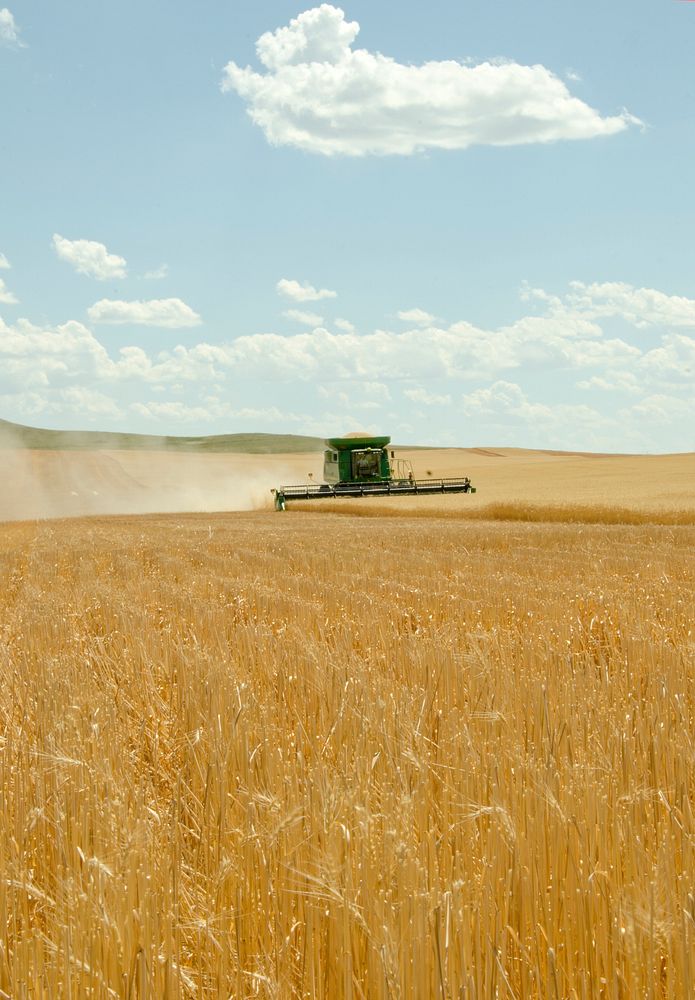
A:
[0, 278, 18, 304]
[318, 381, 390, 408]
[0, 8, 21, 46]
[87, 298, 202, 328]
[639, 334, 695, 380]
[565, 281, 695, 328]
[621, 394, 695, 427]
[2, 277, 693, 452]
[577, 373, 642, 394]
[131, 400, 229, 423]
[130, 399, 300, 426]
[277, 278, 337, 302]
[144, 296, 641, 386]
[0, 253, 10, 269]
[284, 308, 324, 326]
[53, 234, 128, 281]
[221, 4, 640, 156]
[398, 308, 436, 327]
[58, 386, 123, 417]
[0, 316, 114, 392]
[461, 380, 606, 433]
[404, 387, 452, 406]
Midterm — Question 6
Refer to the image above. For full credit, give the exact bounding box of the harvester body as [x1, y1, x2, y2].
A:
[273, 435, 476, 510]
[324, 436, 392, 484]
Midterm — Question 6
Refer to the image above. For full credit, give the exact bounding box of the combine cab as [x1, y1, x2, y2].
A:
[272, 436, 476, 510]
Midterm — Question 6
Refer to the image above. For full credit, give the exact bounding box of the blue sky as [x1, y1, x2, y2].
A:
[1, 1, 694, 450]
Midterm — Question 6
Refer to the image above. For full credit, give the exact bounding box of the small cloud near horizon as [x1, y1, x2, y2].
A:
[398, 308, 436, 327]
[284, 308, 324, 326]
[277, 277, 337, 302]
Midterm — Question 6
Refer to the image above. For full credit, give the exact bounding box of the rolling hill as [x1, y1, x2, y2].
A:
[0, 418, 324, 454]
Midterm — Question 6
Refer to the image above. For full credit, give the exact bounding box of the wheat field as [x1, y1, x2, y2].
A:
[1, 507, 694, 997]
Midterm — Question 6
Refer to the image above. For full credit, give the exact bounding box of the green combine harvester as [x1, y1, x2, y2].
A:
[272, 435, 476, 510]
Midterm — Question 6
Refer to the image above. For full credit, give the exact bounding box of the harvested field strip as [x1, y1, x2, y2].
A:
[0, 512, 694, 997]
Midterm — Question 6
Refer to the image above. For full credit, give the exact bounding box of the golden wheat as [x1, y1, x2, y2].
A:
[0, 510, 694, 997]
[294, 500, 695, 525]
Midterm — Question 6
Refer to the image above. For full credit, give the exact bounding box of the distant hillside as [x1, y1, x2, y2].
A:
[0, 418, 325, 454]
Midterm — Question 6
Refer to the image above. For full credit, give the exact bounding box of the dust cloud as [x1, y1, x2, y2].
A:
[0, 436, 323, 522]
[2, 435, 693, 522]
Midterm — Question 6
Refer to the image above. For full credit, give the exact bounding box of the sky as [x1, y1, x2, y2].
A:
[1, 0, 694, 451]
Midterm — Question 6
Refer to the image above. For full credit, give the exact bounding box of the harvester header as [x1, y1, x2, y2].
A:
[272, 434, 476, 510]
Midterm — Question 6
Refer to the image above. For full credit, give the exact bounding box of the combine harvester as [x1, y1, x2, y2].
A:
[272, 435, 476, 510]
